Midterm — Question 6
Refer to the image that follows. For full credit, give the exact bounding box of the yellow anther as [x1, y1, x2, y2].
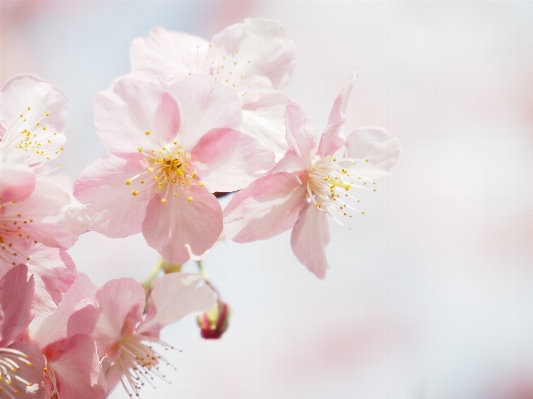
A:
[187, 196, 193, 201]
[125, 180, 131, 185]
[365, 158, 369, 162]
[199, 182, 204, 187]
[131, 190, 138, 196]
[138, 146, 143, 152]
[147, 167, 153, 172]
[46, 112, 50, 116]
[161, 198, 166, 203]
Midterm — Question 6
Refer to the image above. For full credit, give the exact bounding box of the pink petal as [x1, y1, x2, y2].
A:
[47, 334, 108, 399]
[269, 104, 318, 175]
[142, 184, 223, 265]
[0, 75, 67, 166]
[74, 152, 152, 238]
[8, 341, 46, 397]
[0, 264, 34, 346]
[93, 278, 145, 357]
[35, 167, 73, 193]
[25, 245, 77, 317]
[291, 203, 331, 279]
[34, 273, 96, 349]
[318, 73, 357, 157]
[344, 126, 401, 179]
[223, 172, 307, 242]
[241, 90, 295, 161]
[5, 179, 89, 250]
[131, 26, 209, 80]
[191, 128, 274, 193]
[137, 273, 216, 337]
[211, 19, 297, 91]
[0, 150, 35, 202]
[100, 360, 123, 394]
[94, 75, 179, 156]
[66, 299, 100, 340]
[284, 104, 317, 164]
[168, 73, 242, 150]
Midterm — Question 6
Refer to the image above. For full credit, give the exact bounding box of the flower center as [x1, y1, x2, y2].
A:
[115, 334, 175, 398]
[186, 43, 252, 97]
[126, 139, 204, 204]
[0, 106, 64, 166]
[0, 203, 35, 266]
[307, 156, 376, 225]
[0, 347, 38, 396]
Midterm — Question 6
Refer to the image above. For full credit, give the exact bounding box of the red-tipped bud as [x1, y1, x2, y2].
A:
[197, 300, 230, 339]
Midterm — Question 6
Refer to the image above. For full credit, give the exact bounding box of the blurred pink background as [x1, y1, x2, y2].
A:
[2, 1, 533, 398]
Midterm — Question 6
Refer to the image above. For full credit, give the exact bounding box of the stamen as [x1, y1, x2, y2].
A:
[115, 334, 177, 397]
[0, 347, 37, 396]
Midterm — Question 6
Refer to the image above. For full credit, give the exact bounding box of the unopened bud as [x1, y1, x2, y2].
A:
[197, 300, 230, 339]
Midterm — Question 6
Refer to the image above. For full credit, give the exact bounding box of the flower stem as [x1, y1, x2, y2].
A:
[141, 258, 164, 294]
[196, 260, 220, 296]
[196, 259, 210, 284]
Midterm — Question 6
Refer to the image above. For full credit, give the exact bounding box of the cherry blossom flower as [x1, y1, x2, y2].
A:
[91, 273, 216, 397]
[130, 19, 297, 160]
[0, 75, 67, 170]
[0, 178, 89, 316]
[74, 72, 273, 264]
[0, 264, 45, 398]
[30, 272, 108, 399]
[224, 74, 401, 279]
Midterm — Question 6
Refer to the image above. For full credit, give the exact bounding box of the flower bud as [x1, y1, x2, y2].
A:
[197, 300, 230, 339]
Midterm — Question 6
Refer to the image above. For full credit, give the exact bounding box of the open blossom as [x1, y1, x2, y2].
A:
[30, 272, 107, 399]
[74, 72, 273, 264]
[130, 19, 297, 160]
[0, 175, 88, 316]
[0, 264, 45, 398]
[0, 74, 89, 316]
[224, 74, 401, 278]
[0, 75, 67, 171]
[91, 273, 216, 396]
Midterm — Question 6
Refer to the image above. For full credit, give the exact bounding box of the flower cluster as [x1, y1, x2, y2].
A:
[0, 264, 215, 398]
[0, 18, 400, 397]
